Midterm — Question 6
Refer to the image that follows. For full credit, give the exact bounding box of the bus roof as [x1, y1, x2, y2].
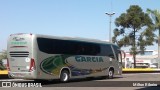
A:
[36, 34, 117, 46]
[11, 33, 118, 47]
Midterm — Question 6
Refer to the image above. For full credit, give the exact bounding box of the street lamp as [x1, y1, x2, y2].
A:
[105, 12, 115, 42]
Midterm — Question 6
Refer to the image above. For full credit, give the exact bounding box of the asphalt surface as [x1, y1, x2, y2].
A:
[0, 73, 160, 90]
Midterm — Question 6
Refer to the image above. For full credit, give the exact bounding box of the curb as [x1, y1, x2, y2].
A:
[122, 68, 160, 73]
[0, 70, 9, 79]
[0, 74, 9, 79]
[123, 71, 160, 73]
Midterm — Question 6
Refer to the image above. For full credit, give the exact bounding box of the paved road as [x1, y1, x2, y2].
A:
[0, 73, 160, 90]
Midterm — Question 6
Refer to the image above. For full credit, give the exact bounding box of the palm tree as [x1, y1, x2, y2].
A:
[147, 9, 160, 68]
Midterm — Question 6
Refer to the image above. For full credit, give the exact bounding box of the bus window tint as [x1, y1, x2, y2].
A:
[37, 38, 114, 59]
[37, 38, 54, 54]
[112, 45, 120, 60]
[99, 44, 114, 59]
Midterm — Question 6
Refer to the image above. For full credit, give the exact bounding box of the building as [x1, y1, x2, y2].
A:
[123, 50, 158, 68]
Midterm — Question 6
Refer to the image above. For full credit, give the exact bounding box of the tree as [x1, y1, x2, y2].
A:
[0, 50, 7, 70]
[147, 9, 160, 68]
[113, 5, 154, 68]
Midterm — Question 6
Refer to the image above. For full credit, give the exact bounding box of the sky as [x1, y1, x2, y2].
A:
[0, 0, 160, 51]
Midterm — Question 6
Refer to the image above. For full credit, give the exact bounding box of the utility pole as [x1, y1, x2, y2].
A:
[105, 12, 115, 42]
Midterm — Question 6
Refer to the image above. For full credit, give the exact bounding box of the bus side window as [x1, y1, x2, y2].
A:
[100, 44, 115, 59]
[112, 45, 119, 61]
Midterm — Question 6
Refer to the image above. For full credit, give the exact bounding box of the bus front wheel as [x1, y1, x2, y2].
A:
[108, 69, 114, 79]
[60, 70, 70, 82]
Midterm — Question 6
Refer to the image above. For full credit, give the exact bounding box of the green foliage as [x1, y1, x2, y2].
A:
[147, 9, 160, 68]
[113, 5, 154, 68]
[147, 9, 160, 29]
[115, 5, 152, 30]
[147, 9, 160, 40]
[0, 50, 7, 70]
[0, 50, 7, 60]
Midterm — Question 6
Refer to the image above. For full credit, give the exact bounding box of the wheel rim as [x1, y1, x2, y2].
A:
[109, 70, 113, 77]
[62, 73, 68, 81]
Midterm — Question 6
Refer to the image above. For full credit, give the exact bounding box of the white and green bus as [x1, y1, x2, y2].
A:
[7, 33, 124, 82]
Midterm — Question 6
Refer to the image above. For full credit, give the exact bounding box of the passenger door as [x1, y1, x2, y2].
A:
[112, 45, 122, 75]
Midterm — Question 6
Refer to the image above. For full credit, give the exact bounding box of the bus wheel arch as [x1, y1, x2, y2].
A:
[59, 68, 71, 82]
[108, 67, 114, 79]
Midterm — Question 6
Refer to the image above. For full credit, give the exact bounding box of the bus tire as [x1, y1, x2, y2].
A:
[108, 69, 114, 79]
[60, 70, 70, 82]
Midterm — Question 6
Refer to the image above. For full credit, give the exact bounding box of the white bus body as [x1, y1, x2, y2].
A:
[7, 33, 123, 82]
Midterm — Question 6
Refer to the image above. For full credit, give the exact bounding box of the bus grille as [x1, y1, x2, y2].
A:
[10, 51, 29, 57]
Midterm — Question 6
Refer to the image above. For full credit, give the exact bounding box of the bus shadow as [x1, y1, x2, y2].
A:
[16, 76, 123, 86]
[136, 85, 160, 90]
